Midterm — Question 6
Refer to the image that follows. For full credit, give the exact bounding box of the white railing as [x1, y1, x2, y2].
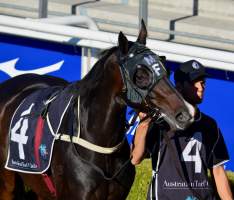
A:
[31, 15, 99, 77]
[0, 15, 233, 72]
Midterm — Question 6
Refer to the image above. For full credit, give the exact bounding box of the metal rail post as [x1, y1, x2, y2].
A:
[139, 0, 148, 29]
[38, 0, 48, 18]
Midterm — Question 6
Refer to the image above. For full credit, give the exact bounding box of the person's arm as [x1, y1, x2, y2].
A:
[131, 113, 151, 165]
[212, 165, 233, 200]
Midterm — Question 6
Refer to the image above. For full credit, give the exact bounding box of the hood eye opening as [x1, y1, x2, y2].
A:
[133, 65, 153, 90]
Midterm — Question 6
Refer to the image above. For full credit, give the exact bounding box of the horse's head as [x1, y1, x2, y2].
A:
[112, 20, 195, 131]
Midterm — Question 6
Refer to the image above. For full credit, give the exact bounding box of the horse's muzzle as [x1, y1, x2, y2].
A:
[176, 110, 191, 123]
[175, 109, 194, 130]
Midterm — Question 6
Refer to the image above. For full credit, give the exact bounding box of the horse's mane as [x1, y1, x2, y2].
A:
[81, 40, 134, 84]
[73, 46, 118, 93]
[72, 41, 134, 97]
[85, 46, 118, 81]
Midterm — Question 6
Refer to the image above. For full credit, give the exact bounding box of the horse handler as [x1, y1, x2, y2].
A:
[131, 60, 233, 200]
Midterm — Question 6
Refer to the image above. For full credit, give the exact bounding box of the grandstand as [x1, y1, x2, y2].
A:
[0, 0, 234, 51]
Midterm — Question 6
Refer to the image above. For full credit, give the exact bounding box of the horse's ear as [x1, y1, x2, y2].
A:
[118, 31, 128, 55]
[159, 56, 166, 65]
[159, 56, 171, 77]
[136, 19, 147, 45]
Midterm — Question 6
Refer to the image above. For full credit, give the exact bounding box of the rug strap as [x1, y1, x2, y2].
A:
[42, 173, 57, 197]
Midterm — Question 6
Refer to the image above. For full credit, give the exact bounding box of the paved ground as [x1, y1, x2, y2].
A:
[0, 0, 233, 51]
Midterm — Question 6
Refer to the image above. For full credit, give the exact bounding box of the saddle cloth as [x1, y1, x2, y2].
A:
[5, 84, 75, 174]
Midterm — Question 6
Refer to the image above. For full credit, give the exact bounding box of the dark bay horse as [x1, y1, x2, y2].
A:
[0, 22, 195, 200]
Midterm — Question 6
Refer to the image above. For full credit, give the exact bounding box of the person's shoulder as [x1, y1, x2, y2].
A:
[198, 111, 223, 146]
[201, 112, 217, 124]
[200, 111, 217, 127]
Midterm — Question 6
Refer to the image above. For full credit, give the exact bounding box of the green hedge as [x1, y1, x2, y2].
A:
[127, 159, 234, 200]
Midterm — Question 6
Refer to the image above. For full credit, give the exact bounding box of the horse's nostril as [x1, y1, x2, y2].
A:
[176, 111, 191, 123]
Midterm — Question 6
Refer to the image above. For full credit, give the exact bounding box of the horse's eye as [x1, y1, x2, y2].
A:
[133, 65, 153, 89]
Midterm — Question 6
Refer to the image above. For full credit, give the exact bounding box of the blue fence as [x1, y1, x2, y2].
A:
[0, 34, 81, 82]
[0, 34, 233, 171]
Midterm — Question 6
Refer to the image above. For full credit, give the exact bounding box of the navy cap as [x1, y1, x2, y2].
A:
[174, 60, 208, 83]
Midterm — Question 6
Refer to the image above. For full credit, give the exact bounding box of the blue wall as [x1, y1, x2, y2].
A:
[200, 78, 234, 171]
[0, 34, 233, 171]
[0, 34, 81, 81]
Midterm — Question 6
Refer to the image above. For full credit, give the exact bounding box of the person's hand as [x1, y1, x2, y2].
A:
[138, 112, 151, 128]
[134, 112, 151, 138]
[131, 112, 151, 165]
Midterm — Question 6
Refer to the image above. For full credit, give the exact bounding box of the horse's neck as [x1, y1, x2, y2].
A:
[78, 76, 126, 147]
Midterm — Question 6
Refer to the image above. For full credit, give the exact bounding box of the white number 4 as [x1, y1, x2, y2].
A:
[182, 132, 202, 173]
[11, 103, 34, 160]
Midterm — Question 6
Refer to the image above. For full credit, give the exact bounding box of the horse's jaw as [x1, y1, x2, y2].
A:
[160, 110, 194, 131]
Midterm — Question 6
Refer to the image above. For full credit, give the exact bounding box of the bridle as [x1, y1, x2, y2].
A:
[118, 42, 168, 122]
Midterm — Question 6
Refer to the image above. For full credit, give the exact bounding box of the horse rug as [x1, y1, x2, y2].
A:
[5, 85, 75, 174]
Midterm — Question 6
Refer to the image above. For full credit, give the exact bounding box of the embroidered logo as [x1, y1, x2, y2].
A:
[39, 144, 48, 159]
[192, 61, 200, 69]
[185, 196, 198, 200]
